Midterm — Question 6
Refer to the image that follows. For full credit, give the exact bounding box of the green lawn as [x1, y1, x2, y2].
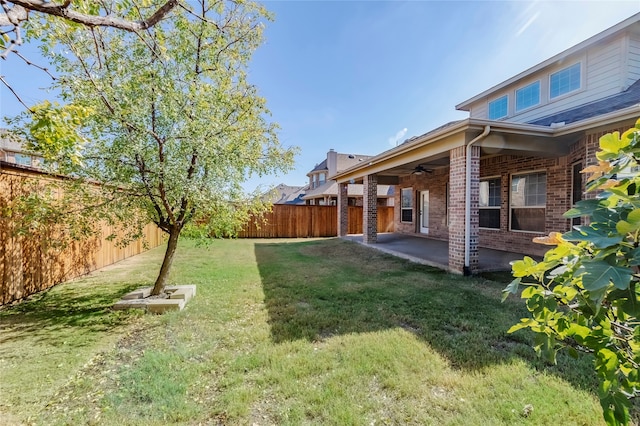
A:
[0, 238, 617, 425]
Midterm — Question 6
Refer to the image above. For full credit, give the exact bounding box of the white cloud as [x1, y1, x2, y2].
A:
[515, 11, 540, 37]
[388, 127, 408, 147]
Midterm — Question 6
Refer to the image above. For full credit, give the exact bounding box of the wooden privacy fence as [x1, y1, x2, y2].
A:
[237, 205, 395, 238]
[0, 164, 164, 305]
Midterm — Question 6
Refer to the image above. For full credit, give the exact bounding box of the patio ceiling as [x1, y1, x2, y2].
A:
[335, 119, 584, 185]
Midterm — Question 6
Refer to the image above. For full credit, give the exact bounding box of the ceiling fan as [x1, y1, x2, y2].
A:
[412, 164, 432, 175]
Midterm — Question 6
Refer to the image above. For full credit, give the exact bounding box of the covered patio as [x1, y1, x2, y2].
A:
[333, 118, 582, 274]
[343, 233, 538, 273]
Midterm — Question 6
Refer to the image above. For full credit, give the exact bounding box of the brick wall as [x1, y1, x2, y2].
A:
[363, 174, 378, 243]
[395, 168, 450, 240]
[391, 123, 633, 258]
[479, 154, 568, 256]
[338, 182, 348, 237]
[448, 145, 479, 272]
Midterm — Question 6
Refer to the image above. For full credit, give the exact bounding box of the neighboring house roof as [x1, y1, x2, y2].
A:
[529, 79, 640, 126]
[334, 153, 371, 175]
[302, 181, 393, 200]
[303, 181, 335, 199]
[309, 159, 328, 173]
[263, 184, 307, 205]
[307, 151, 373, 177]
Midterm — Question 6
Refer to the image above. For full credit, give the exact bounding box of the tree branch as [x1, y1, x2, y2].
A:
[3, 0, 180, 31]
[0, 74, 33, 112]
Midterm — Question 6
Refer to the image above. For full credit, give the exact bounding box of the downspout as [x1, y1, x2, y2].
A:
[464, 125, 491, 275]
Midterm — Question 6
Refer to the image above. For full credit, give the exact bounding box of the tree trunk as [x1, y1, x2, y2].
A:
[151, 227, 180, 296]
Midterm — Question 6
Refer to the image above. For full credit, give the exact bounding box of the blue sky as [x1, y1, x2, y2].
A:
[2, 1, 640, 191]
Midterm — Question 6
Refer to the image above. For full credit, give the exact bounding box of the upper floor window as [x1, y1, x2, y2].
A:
[14, 153, 32, 167]
[318, 172, 326, 185]
[550, 63, 581, 99]
[515, 81, 540, 112]
[488, 96, 508, 120]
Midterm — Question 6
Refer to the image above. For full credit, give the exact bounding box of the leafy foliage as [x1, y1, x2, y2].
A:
[6, 101, 93, 171]
[504, 120, 640, 425]
[7, 0, 297, 294]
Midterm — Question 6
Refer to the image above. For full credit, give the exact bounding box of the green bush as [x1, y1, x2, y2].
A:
[504, 119, 640, 425]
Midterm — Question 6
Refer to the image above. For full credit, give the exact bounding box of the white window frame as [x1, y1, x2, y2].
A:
[509, 171, 546, 233]
[488, 95, 508, 120]
[550, 62, 581, 100]
[479, 176, 501, 229]
[401, 187, 413, 223]
[571, 161, 583, 227]
[318, 172, 326, 185]
[515, 80, 541, 112]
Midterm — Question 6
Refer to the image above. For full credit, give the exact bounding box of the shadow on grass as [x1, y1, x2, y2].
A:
[0, 281, 142, 348]
[255, 238, 598, 393]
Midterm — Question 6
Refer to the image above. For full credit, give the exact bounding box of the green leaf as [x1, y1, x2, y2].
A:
[564, 227, 622, 249]
[610, 287, 640, 317]
[507, 319, 533, 334]
[580, 261, 632, 291]
[616, 220, 634, 235]
[600, 132, 630, 156]
[511, 256, 538, 278]
[533, 333, 557, 364]
[625, 208, 640, 224]
[600, 392, 630, 426]
[501, 278, 520, 301]
[563, 199, 603, 218]
[566, 323, 591, 341]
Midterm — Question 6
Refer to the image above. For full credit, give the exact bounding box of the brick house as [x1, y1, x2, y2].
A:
[303, 149, 394, 206]
[333, 13, 640, 275]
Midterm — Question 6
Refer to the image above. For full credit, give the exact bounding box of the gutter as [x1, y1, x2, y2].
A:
[464, 125, 490, 275]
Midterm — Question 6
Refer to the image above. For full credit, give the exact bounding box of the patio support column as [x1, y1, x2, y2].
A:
[363, 174, 378, 244]
[337, 182, 349, 237]
[449, 145, 479, 274]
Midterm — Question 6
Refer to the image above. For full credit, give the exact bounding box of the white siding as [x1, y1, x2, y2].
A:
[470, 101, 487, 119]
[628, 34, 640, 87]
[467, 36, 628, 124]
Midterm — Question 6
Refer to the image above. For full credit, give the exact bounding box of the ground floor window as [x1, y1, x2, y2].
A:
[401, 187, 413, 222]
[510, 171, 546, 232]
[479, 177, 501, 229]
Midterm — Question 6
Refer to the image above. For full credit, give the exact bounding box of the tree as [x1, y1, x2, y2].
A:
[1, 0, 180, 53]
[10, 0, 296, 295]
[503, 120, 640, 425]
[1, 0, 181, 109]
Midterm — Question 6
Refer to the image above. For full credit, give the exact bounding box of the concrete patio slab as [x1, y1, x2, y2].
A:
[344, 233, 535, 273]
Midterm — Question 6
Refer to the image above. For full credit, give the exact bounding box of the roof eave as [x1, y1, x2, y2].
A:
[333, 118, 554, 181]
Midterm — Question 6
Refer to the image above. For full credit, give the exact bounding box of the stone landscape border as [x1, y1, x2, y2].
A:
[113, 285, 196, 313]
